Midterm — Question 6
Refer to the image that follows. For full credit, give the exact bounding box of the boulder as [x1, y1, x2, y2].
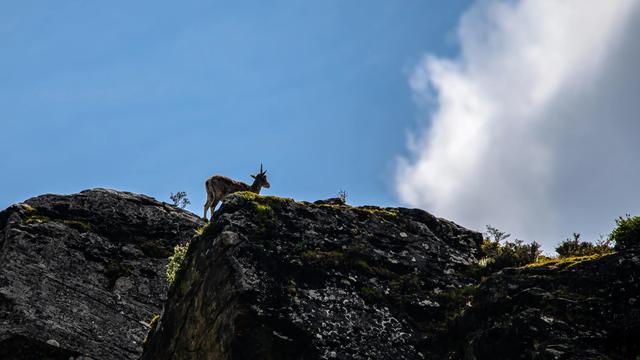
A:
[0, 188, 203, 360]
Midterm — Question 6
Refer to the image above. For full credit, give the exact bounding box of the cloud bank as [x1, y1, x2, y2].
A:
[397, 0, 640, 249]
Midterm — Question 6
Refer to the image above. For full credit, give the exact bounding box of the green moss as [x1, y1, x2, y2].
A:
[23, 208, 92, 233]
[139, 239, 173, 258]
[524, 253, 610, 269]
[360, 286, 385, 301]
[389, 273, 422, 293]
[316, 203, 349, 210]
[195, 224, 208, 236]
[24, 215, 51, 224]
[354, 259, 394, 277]
[254, 202, 273, 215]
[302, 249, 346, 264]
[235, 191, 295, 205]
[166, 242, 190, 286]
[316, 203, 399, 218]
[302, 246, 395, 279]
[104, 262, 133, 289]
[247, 200, 277, 239]
[63, 219, 92, 232]
[143, 313, 160, 348]
[20, 204, 37, 213]
[353, 206, 399, 217]
[436, 284, 478, 321]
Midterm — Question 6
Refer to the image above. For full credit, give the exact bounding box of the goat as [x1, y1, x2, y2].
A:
[203, 164, 271, 221]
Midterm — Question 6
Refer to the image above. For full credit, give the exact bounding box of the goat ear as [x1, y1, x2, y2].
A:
[251, 175, 256, 179]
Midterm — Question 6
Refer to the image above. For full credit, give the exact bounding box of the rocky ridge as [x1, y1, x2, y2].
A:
[1, 188, 639, 359]
[0, 189, 203, 360]
[430, 249, 640, 359]
[141, 192, 483, 360]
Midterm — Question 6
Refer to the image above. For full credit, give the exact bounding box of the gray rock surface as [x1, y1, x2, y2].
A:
[0, 188, 203, 360]
[4, 188, 639, 359]
[141, 192, 483, 360]
[428, 249, 640, 359]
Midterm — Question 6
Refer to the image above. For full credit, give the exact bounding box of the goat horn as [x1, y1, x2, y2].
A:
[260, 163, 264, 173]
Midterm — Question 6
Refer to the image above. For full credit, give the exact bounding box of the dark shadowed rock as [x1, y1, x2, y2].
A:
[428, 250, 640, 360]
[141, 192, 483, 360]
[0, 188, 203, 360]
[5, 188, 639, 359]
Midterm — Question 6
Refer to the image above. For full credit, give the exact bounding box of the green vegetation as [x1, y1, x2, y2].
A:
[234, 191, 295, 205]
[315, 203, 399, 218]
[143, 313, 160, 348]
[169, 191, 191, 209]
[555, 233, 613, 257]
[104, 262, 133, 289]
[389, 273, 422, 293]
[472, 225, 541, 277]
[166, 242, 190, 286]
[353, 206, 399, 218]
[195, 224, 208, 236]
[24, 215, 51, 225]
[359, 286, 385, 301]
[302, 249, 345, 265]
[23, 207, 93, 233]
[610, 214, 640, 250]
[436, 284, 478, 322]
[302, 243, 395, 279]
[524, 253, 610, 269]
[20, 204, 37, 213]
[62, 219, 92, 232]
[338, 190, 348, 204]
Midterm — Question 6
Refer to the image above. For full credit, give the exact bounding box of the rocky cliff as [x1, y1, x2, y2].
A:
[0, 189, 203, 360]
[2, 189, 639, 360]
[430, 249, 640, 359]
[141, 192, 483, 360]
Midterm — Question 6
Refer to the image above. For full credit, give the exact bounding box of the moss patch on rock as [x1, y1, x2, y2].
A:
[143, 313, 161, 349]
[24, 215, 51, 225]
[523, 253, 611, 270]
[62, 219, 92, 232]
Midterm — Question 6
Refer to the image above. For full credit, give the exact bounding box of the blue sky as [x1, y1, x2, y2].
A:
[0, 0, 470, 215]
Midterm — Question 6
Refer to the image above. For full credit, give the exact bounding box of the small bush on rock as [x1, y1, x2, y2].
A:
[610, 215, 640, 250]
[169, 191, 191, 209]
[166, 242, 190, 286]
[555, 233, 613, 257]
[475, 225, 541, 276]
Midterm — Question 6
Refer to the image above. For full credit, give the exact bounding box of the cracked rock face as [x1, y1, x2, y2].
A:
[141, 193, 483, 360]
[429, 249, 640, 360]
[0, 188, 203, 360]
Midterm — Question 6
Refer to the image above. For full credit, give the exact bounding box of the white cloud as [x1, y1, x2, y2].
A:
[397, 0, 640, 249]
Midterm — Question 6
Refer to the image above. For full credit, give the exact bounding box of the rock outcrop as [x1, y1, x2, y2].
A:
[0, 189, 203, 360]
[430, 249, 640, 360]
[141, 192, 483, 360]
[3, 188, 639, 359]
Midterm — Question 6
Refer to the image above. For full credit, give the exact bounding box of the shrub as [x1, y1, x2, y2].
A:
[169, 191, 191, 209]
[475, 225, 542, 276]
[338, 190, 348, 204]
[166, 242, 190, 286]
[610, 215, 640, 250]
[555, 233, 613, 257]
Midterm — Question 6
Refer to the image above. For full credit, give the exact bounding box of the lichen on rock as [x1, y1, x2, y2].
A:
[142, 192, 483, 360]
[0, 188, 203, 360]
